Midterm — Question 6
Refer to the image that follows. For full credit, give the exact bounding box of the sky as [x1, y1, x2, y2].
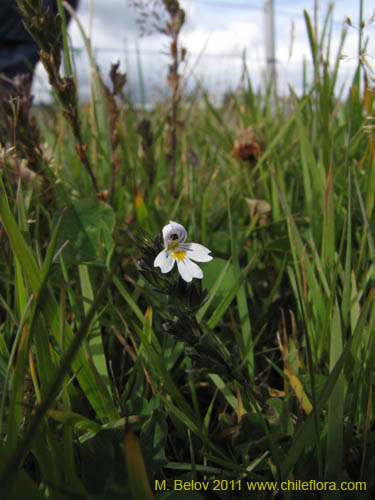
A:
[32, 0, 375, 103]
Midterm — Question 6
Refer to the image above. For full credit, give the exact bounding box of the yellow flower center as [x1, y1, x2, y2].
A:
[171, 249, 186, 261]
[168, 240, 179, 250]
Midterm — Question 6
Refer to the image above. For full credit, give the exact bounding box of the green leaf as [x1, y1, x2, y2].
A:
[47, 409, 102, 434]
[324, 298, 345, 480]
[53, 199, 115, 266]
[209, 231, 231, 254]
[141, 408, 168, 474]
[80, 429, 116, 493]
[281, 289, 375, 479]
[206, 257, 254, 331]
[201, 258, 235, 308]
[208, 374, 237, 411]
[0, 177, 117, 424]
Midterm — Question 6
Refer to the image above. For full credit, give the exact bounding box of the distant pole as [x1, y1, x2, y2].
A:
[264, 0, 277, 96]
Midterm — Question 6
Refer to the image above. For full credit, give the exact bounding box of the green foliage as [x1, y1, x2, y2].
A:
[53, 199, 115, 266]
[0, 1, 375, 498]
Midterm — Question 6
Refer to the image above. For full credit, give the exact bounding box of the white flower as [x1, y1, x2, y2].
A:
[154, 221, 213, 282]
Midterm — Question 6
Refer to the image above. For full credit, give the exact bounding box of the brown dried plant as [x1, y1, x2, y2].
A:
[230, 127, 263, 164]
[102, 62, 127, 203]
[0, 75, 56, 196]
[0, 75, 42, 172]
[16, 0, 99, 195]
[129, 0, 186, 197]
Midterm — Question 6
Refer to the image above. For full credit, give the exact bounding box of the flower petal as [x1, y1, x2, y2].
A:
[162, 221, 187, 247]
[176, 257, 203, 282]
[182, 243, 213, 262]
[154, 250, 175, 273]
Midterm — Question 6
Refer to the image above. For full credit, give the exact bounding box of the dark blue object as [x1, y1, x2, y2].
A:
[0, 0, 78, 80]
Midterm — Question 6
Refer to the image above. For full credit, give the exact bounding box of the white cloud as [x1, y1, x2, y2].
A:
[32, 0, 375, 103]
[182, 21, 263, 56]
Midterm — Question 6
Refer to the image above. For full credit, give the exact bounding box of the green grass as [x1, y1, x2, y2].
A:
[0, 1, 375, 498]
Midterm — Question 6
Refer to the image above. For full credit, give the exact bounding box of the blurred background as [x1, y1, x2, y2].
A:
[32, 0, 375, 104]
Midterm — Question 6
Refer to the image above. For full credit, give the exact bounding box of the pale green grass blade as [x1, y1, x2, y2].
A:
[32, 314, 55, 392]
[353, 166, 375, 261]
[186, 358, 201, 422]
[0, 264, 118, 489]
[0, 177, 117, 421]
[331, 25, 347, 90]
[4, 323, 29, 454]
[162, 397, 228, 461]
[281, 342, 350, 479]
[206, 257, 254, 331]
[0, 177, 41, 293]
[0, 333, 9, 359]
[0, 294, 33, 446]
[14, 186, 28, 317]
[304, 10, 318, 75]
[57, 0, 73, 74]
[196, 258, 232, 322]
[271, 170, 326, 355]
[281, 289, 374, 479]
[30, 210, 67, 391]
[321, 163, 335, 272]
[79, 264, 111, 387]
[208, 374, 237, 411]
[341, 109, 353, 334]
[307, 232, 330, 296]
[324, 298, 345, 479]
[203, 389, 218, 432]
[294, 107, 313, 219]
[255, 94, 308, 174]
[135, 310, 225, 458]
[227, 184, 253, 378]
[134, 308, 193, 420]
[47, 409, 102, 434]
[113, 275, 145, 326]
